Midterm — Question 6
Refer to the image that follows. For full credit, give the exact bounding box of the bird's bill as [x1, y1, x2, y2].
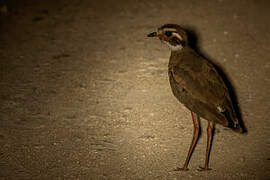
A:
[147, 32, 158, 37]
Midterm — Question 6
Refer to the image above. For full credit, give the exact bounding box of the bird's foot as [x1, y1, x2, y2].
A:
[173, 167, 189, 171]
[197, 166, 212, 171]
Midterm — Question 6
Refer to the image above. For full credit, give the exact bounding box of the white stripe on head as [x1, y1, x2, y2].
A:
[163, 28, 177, 32]
[162, 28, 183, 41]
[172, 32, 183, 40]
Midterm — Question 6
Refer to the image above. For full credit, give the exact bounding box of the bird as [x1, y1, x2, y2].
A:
[147, 24, 243, 171]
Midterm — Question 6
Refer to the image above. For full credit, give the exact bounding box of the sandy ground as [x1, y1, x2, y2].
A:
[0, 0, 270, 179]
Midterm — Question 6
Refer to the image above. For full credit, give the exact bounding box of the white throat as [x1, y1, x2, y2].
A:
[164, 41, 183, 51]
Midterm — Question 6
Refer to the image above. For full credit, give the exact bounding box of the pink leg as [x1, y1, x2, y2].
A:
[175, 111, 200, 171]
[198, 121, 213, 171]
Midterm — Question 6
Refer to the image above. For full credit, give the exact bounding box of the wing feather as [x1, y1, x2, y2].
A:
[170, 52, 227, 107]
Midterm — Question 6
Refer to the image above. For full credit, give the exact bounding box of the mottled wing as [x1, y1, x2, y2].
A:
[169, 48, 242, 131]
[170, 51, 228, 107]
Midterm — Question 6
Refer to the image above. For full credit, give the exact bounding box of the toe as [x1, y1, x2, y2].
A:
[173, 167, 189, 171]
[197, 166, 212, 171]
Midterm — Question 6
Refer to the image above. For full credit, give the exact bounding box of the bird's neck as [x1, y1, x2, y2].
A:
[168, 48, 185, 67]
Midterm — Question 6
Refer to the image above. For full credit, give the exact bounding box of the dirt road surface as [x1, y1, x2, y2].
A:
[0, 0, 270, 179]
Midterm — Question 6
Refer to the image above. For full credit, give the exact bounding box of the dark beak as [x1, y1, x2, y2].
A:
[147, 32, 158, 37]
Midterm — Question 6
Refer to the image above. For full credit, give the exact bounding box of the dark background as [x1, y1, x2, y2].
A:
[0, 0, 270, 179]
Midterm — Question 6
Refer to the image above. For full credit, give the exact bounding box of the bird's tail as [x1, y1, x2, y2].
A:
[221, 96, 245, 134]
[225, 108, 245, 133]
[230, 120, 244, 133]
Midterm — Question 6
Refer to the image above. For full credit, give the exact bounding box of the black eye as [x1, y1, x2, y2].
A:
[165, 31, 172, 37]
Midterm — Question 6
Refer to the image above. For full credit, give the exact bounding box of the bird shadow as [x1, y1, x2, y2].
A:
[182, 25, 247, 133]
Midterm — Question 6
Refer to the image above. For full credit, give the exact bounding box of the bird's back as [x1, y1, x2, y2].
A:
[168, 47, 242, 132]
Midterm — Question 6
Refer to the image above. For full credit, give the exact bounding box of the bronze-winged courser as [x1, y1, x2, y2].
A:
[147, 24, 243, 171]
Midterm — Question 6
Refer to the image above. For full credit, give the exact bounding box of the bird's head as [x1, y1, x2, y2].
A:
[147, 24, 188, 51]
